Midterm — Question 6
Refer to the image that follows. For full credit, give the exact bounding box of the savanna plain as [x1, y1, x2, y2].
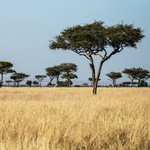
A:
[0, 87, 149, 150]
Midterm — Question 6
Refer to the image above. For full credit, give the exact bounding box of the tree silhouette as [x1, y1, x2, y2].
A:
[134, 67, 150, 86]
[50, 21, 144, 94]
[106, 72, 122, 87]
[0, 61, 15, 87]
[35, 75, 46, 87]
[10, 73, 29, 87]
[46, 65, 62, 87]
[61, 73, 78, 87]
[26, 80, 32, 87]
[5, 80, 13, 87]
[33, 81, 39, 87]
[60, 63, 77, 87]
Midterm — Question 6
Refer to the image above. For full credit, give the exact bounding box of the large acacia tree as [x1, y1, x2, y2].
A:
[49, 21, 144, 94]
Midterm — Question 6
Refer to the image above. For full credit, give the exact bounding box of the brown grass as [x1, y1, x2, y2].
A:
[0, 87, 149, 150]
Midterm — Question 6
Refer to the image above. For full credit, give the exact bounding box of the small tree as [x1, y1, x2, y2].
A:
[0, 61, 15, 87]
[122, 68, 149, 87]
[60, 63, 78, 87]
[5, 80, 13, 87]
[106, 72, 122, 87]
[134, 67, 150, 86]
[45, 65, 62, 87]
[61, 73, 78, 87]
[10, 73, 29, 87]
[50, 21, 144, 94]
[33, 81, 39, 87]
[122, 68, 137, 87]
[35, 75, 46, 87]
[26, 80, 32, 87]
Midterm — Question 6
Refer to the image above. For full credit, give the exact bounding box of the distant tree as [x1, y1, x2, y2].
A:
[106, 72, 122, 87]
[26, 80, 32, 87]
[133, 67, 150, 86]
[122, 68, 139, 87]
[49, 21, 144, 94]
[138, 80, 148, 87]
[83, 83, 89, 87]
[121, 81, 137, 87]
[45, 65, 62, 87]
[45, 67, 56, 87]
[58, 81, 68, 87]
[122, 68, 150, 87]
[35, 75, 46, 87]
[10, 73, 29, 87]
[33, 81, 39, 87]
[60, 63, 77, 87]
[0, 61, 15, 87]
[5, 80, 13, 87]
[61, 73, 78, 87]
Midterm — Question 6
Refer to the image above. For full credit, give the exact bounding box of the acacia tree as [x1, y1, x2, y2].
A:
[61, 73, 78, 87]
[33, 81, 39, 87]
[0, 61, 15, 87]
[134, 67, 150, 86]
[35, 75, 46, 87]
[5, 80, 13, 87]
[122, 68, 139, 87]
[60, 63, 77, 87]
[49, 21, 144, 94]
[106, 72, 122, 87]
[45, 67, 56, 87]
[10, 73, 29, 87]
[26, 80, 32, 87]
[46, 65, 62, 87]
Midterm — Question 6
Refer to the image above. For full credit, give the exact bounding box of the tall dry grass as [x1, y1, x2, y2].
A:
[0, 87, 149, 150]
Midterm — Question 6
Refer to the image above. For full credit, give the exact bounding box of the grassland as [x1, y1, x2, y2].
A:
[0, 87, 149, 150]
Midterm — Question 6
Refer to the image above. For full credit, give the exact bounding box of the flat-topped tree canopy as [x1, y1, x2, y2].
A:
[50, 21, 144, 94]
[0, 61, 16, 87]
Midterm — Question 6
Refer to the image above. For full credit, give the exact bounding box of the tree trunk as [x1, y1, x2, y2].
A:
[56, 76, 59, 87]
[92, 81, 97, 94]
[0, 73, 3, 87]
[113, 80, 115, 87]
[137, 79, 140, 87]
[131, 79, 133, 87]
[89, 56, 104, 95]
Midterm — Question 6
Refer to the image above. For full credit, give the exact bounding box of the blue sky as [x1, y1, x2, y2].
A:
[0, 0, 150, 85]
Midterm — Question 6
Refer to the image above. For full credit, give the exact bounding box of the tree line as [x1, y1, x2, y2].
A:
[0, 21, 147, 94]
[0, 61, 78, 87]
[0, 61, 149, 87]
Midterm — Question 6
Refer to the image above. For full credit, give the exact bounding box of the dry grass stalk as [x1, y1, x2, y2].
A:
[0, 87, 149, 150]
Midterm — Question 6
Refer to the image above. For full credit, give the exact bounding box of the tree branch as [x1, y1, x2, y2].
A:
[69, 49, 90, 60]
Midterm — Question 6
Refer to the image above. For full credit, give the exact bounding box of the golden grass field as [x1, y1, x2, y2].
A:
[0, 87, 149, 150]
